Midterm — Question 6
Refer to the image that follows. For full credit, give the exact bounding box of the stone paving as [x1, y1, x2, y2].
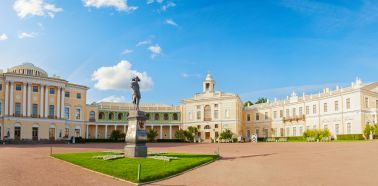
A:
[1, 141, 378, 186]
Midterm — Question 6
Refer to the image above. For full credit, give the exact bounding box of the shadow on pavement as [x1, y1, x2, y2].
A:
[221, 153, 277, 160]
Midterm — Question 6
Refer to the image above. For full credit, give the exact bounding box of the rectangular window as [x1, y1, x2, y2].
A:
[299, 126, 303, 135]
[264, 128, 268, 137]
[0, 102, 2, 115]
[286, 127, 290, 136]
[0, 84, 2, 91]
[32, 104, 38, 116]
[306, 106, 309, 115]
[196, 105, 201, 109]
[299, 107, 303, 115]
[335, 101, 339, 112]
[225, 109, 230, 118]
[214, 104, 218, 108]
[265, 112, 268, 120]
[16, 84, 22, 91]
[256, 113, 260, 121]
[324, 125, 328, 129]
[64, 128, 69, 138]
[32, 86, 38, 93]
[279, 110, 283, 118]
[335, 124, 340, 135]
[188, 112, 192, 120]
[50, 88, 55, 94]
[324, 103, 328, 112]
[65, 91, 70, 98]
[292, 108, 296, 116]
[274, 111, 277, 119]
[286, 109, 290, 117]
[64, 107, 70, 119]
[255, 128, 259, 137]
[365, 97, 369, 108]
[77, 93, 81, 99]
[32, 127, 38, 139]
[247, 114, 251, 121]
[15, 103, 21, 115]
[75, 108, 81, 120]
[346, 98, 351, 109]
[313, 105, 317, 114]
[293, 127, 296, 136]
[197, 111, 201, 120]
[347, 123, 351, 134]
[214, 110, 219, 119]
[49, 105, 55, 117]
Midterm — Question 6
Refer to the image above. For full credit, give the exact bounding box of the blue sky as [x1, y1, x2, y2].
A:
[1, 0, 378, 105]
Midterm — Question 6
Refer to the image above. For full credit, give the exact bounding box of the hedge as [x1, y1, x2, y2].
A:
[84, 138, 125, 143]
[156, 139, 187, 143]
[336, 134, 364, 140]
[286, 136, 306, 142]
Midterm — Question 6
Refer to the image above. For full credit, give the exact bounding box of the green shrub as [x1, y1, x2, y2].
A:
[110, 130, 126, 141]
[219, 129, 233, 141]
[147, 129, 159, 142]
[286, 136, 305, 142]
[303, 129, 331, 141]
[336, 134, 364, 140]
[156, 139, 186, 143]
[85, 139, 124, 143]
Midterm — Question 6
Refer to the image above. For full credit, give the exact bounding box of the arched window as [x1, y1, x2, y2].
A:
[173, 113, 178, 120]
[109, 112, 114, 120]
[118, 113, 123, 120]
[98, 112, 105, 120]
[154, 113, 160, 120]
[204, 125, 210, 129]
[146, 113, 150, 120]
[204, 105, 211, 121]
[164, 113, 169, 120]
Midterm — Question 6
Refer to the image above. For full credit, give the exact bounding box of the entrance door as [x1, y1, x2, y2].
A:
[49, 128, 55, 141]
[14, 127, 21, 141]
[205, 132, 210, 140]
[32, 127, 38, 141]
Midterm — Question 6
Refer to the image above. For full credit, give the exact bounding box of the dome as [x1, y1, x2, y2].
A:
[8, 63, 48, 77]
[205, 73, 213, 81]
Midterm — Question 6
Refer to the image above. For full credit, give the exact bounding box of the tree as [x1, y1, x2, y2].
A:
[219, 129, 233, 141]
[147, 129, 159, 142]
[110, 130, 126, 141]
[187, 126, 198, 142]
[244, 101, 254, 107]
[363, 124, 374, 139]
[255, 98, 268, 104]
[175, 129, 187, 141]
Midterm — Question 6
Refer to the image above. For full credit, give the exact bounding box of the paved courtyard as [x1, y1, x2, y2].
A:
[1, 141, 378, 186]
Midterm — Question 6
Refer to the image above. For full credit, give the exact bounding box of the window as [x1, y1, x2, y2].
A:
[16, 84, 22, 91]
[299, 107, 303, 115]
[214, 110, 219, 119]
[324, 125, 328, 129]
[214, 104, 218, 108]
[204, 105, 211, 121]
[247, 114, 251, 121]
[346, 98, 351, 109]
[155, 113, 160, 120]
[77, 93, 81, 99]
[256, 113, 260, 121]
[376, 100, 378, 108]
[215, 124, 218, 128]
[273, 128, 277, 136]
[324, 103, 328, 112]
[196, 105, 201, 109]
[50, 88, 55, 94]
[32, 127, 38, 140]
[264, 128, 268, 137]
[32, 86, 38, 93]
[313, 105, 317, 114]
[274, 111, 277, 119]
[164, 113, 169, 120]
[292, 108, 296, 116]
[279, 110, 283, 118]
[204, 125, 210, 129]
[65, 91, 70, 98]
[146, 113, 150, 120]
[64, 107, 70, 119]
[286, 109, 290, 117]
[90, 111, 95, 120]
[293, 127, 296, 136]
[265, 112, 268, 120]
[0, 84, 2, 91]
[98, 112, 104, 120]
[255, 128, 259, 137]
[0, 102, 2, 115]
[225, 109, 230, 118]
[313, 125, 316, 129]
[299, 126, 303, 135]
[335, 101, 339, 112]
[49, 105, 55, 117]
[335, 124, 340, 135]
[280, 128, 284, 137]
[64, 128, 69, 138]
[188, 112, 192, 120]
[196, 111, 201, 120]
[75, 108, 81, 120]
[15, 103, 21, 115]
[173, 113, 178, 120]
[118, 113, 123, 120]
[347, 123, 351, 134]
[306, 106, 309, 115]
[365, 97, 369, 108]
[286, 127, 290, 136]
[32, 104, 38, 116]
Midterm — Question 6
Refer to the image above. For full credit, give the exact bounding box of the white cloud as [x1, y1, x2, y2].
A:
[182, 73, 201, 78]
[18, 32, 37, 39]
[83, 0, 138, 12]
[147, 0, 164, 4]
[13, 0, 63, 19]
[98, 95, 126, 103]
[161, 1, 176, 11]
[136, 40, 151, 46]
[0, 34, 8, 41]
[92, 60, 154, 91]
[148, 44, 162, 58]
[122, 49, 133, 55]
[165, 18, 178, 27]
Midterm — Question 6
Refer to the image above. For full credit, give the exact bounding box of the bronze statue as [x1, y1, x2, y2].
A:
[131, 76, 141, 111]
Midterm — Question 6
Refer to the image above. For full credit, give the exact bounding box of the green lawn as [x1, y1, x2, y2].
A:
[51, 152, 218, 183]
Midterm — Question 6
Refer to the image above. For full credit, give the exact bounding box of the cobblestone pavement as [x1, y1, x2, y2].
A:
[1, 141, 378, 186]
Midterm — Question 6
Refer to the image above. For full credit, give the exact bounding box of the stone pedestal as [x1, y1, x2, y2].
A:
[124, 110, 148, 158]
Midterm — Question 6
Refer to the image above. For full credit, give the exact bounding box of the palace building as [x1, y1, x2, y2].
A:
[0, 63, 377, 143]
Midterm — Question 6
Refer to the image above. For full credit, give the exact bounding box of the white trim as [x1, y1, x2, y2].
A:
[49, 124, 56, 129]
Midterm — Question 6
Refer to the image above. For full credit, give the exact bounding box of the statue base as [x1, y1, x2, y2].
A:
[124, 110, 148, 158]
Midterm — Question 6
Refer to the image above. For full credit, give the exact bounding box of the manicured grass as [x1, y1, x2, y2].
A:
[51, 152, 218, 183]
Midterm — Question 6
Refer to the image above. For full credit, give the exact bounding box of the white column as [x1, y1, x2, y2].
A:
[57, 87, 61, 119]
[105, 125, 108, 139]
[160, 125, 163, 139]
[151, 125, 153, 131]
[95, 125, 98, 139]
[27, 83, 31, 117]
[86, 124, 89, 139]
[22, 83, 27, 117]
[124, 125, 126, 133]
[4, 81, 9, 116]
[61, 88, 65, 118]
[40, 85, 44, 118]
[115, 125, 117, 131]
[169, 125, 172, 139]
[9, 82, 14, 116]
[44, 85, 48, 117]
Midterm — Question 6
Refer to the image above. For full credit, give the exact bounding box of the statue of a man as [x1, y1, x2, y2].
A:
[131, 76, 141, 111]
